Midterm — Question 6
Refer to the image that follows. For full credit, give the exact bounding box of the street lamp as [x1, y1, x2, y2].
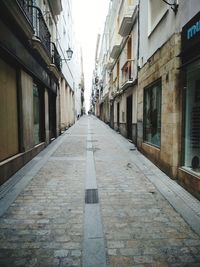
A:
[66, 47, 73, 60]
[161, 0, 179, 14]
[61, 47, 73, 61]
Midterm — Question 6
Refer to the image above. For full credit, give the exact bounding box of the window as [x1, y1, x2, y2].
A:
[0, 58, 19, 161]
[117, 61, 120, 90]
[148, 0, 168, 35]
[143, 79, 162, 147]
[127, 37, 132, 59]
[33, 83, 44, 145]
[184, 60, 200, 174]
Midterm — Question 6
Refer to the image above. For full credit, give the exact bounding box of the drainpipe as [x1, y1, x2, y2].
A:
[136, 0, 140, 148]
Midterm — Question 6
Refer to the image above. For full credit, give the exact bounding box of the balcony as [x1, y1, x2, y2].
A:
[95, 76, 99, 85]
[31, 5, 51, 64]
[112, 77, 119, 93]
[17, 0, 33, 23]
[95, 89, 100, 98]
[48, 0, 62, 16]
[118, 3, 138, 37]
[49, 42, 61, 78]
[14, 1, 51, 65]
[110, 27, 122, 59]
[105, 60, 113, 70]
[110, 44, 121, 59]
[121, 60, 134, 90]
[2, 0, 35, 38]
[3, 1, 53, 66]
[51, 43, 61, 71]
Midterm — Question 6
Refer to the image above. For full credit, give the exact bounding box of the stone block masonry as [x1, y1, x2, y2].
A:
[137, 33, 182, 179]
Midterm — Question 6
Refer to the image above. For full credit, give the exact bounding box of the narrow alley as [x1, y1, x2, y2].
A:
[0, 116, 200, 267]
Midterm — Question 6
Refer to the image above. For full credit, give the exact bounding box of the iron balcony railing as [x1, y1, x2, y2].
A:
[16, 0, 33, 24]
[16, 1, 51, 55]
[121, 60, 134, 86]
[31, 5, 51, 54]
[51, 42, 61, 71]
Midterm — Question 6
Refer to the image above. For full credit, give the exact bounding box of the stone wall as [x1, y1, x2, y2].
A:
[132, 123, 137, 144]
[137, 33, 182, 178]
[178, 168, 200, 201]
[119, 123, 126, 137]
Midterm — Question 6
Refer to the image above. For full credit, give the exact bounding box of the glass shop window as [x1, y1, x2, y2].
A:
[33, 83, 42, 145]
[143, 79, 162, 147]
[184, 60, 200, 174]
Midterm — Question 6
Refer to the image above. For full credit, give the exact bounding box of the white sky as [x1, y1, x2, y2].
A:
[72, 0, 110, 112]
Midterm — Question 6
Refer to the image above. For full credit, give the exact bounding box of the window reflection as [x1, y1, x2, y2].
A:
[143, 79, 162, 147]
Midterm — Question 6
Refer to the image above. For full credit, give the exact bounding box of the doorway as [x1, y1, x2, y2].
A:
[127, 95, 132, 140]
[49, 91, 57, 141]
[117, 102, 120, 131]
[110, 102, 114, 128]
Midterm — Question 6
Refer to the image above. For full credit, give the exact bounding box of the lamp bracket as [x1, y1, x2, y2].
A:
[161, 0, 179, 14]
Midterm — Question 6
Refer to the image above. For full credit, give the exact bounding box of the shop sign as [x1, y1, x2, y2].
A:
[182, 11, 200, 52]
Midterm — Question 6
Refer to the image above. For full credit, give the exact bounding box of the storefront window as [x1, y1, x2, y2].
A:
[184, 60, 200, 174]
[33, 83, 41, 145]
[143, 79, 162, 147]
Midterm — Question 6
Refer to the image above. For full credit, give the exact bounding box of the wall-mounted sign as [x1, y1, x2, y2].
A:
[182, 11, 200, 52]
[187, 20, 200, 40]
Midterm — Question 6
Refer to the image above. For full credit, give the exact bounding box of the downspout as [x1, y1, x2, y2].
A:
[136, 0, 140, 148]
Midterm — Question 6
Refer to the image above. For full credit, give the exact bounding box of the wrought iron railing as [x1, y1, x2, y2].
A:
[31, 5, 51, 54]
[16, 1, 51, 55]
[51, 42, 61, 71]
[16, 0, 33, 24]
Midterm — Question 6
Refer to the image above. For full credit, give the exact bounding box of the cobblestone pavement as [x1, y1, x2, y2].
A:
[0, 116, 200, 267]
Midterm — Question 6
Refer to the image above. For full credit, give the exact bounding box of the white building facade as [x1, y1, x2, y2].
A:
[57, 0, 84, 131]
[92, 0, 139, 142]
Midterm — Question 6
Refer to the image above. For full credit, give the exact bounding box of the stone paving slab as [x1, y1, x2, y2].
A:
[0, 116, 200, 267]
[89, 116, 200, 267]
[0, 123, 86, 267]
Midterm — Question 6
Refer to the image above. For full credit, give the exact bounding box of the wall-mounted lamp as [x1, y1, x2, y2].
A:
[66, 47, 73, 60]
[61, 47, 73, 61]
[161, 0, 178, 14]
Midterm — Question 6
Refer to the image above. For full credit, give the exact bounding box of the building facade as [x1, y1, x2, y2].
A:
[0, 0, 83, 185]
[178, 3, 200, 199]
[138, 0, 200, 199]
[92, 0, 138, 142]
[111, 0, 138, 143]
[92, 0, 200, 200]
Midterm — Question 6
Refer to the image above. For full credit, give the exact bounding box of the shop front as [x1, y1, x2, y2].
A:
[0, 12, 58, 185]
[179, 11, 200, 199]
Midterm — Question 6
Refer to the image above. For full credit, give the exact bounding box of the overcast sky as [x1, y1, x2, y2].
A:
[72, 0, 110, 112]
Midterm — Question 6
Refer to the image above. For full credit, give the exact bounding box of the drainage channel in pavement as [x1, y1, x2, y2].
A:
[82, 121, 107, 267]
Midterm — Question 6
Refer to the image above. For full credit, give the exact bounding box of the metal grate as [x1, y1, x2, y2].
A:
[85, 189, 99, 204]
